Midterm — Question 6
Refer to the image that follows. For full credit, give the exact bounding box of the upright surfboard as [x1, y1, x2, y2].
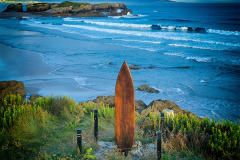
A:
[115, 61, 135, 152]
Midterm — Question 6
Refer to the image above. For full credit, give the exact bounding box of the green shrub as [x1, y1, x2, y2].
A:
[141, 112, 240, 159]
[82, 101, 114, 121]
[57, 1, 90, 9]
[34, 95, 77, 118]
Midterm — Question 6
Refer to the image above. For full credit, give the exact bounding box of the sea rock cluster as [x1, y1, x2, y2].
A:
[151, 24, 206, 33]
[3, 1, 132, 17]
[3, 3, 23, 12]
[137, 84, 160, 93]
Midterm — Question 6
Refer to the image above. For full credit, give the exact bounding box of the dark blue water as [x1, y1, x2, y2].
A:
[0, 1, 239, 121]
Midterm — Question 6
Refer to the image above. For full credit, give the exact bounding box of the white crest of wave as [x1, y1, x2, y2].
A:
[168, 44, 215, 50]
[63, 24, 238, 48]
[207, 29, 240, 36]
[164, 52, 212, 63]
[109, 13, 147, 19]
[164, 52, 185, 57]
[74, 77, 86, 86]
[120, 44, 156, 52]
[83, 20, 151, 28]
[185, 56, 212, 63]
[63, 17, 83, 22]
[114, 38, 161, 44]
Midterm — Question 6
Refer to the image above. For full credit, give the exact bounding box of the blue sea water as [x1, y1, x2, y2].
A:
[0, 0, 240, 121]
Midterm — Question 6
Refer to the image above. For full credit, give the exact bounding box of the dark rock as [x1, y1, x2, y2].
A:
[151, 25, 161, 30]
[173, 66, 190, 69]
[148, 66, 155, 69]
[187, 27, 194, 31]
[135, 100, 148, 114]
[109, 62, 114, 65]
[0, 80, 26, 98]
[195, 27, 206, 33]
[3, 3, 23, 12]
[93, 95, 115, 107]
[29, 94, 41, 101]
[27, 3, 52, 12]
[137, 84, 160, 93]
[129, 65, 141, 70]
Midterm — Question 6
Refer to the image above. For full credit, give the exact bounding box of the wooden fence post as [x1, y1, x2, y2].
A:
[161, 112, 164, 132]
[77, 128, 82, 153]
[157, 130, 162, 160]
[94, 109, 98, 141]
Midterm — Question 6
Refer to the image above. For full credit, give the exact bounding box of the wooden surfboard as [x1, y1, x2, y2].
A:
[115, 61, 135, 152]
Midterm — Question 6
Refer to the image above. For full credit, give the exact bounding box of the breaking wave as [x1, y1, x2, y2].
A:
[207, 29, 240, 36]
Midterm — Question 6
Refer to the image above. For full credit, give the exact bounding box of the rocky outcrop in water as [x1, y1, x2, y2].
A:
[195, 27, 206, 33]
[137, 84, 160, 93]
[27, 3, 57, 12]
[25, 1, 131, 17]
[0, 80, 26, 98]
[3, 1, 131, 17]
[3, 3, 23, 12]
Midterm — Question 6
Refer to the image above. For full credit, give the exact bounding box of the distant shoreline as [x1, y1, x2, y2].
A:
[0, 1, 39, 3]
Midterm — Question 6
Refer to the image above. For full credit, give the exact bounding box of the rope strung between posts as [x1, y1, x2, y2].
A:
[98, 116, 159, 128]
[82, 123, 94, 141]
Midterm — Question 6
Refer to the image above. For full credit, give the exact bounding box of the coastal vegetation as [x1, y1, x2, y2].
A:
[56, 1, 90, 9]
[0, 0, 39, 3]
[0, 94, 239, 159]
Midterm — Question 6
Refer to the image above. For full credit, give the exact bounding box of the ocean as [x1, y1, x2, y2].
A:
[0, 0, 239, 121]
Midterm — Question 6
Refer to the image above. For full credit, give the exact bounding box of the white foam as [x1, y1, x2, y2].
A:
[176, 88, 184, 94]
[114, 38, 161, 44]
[109, 12, 147, 19]
[185, 56, 212, 63]
[74, 77, 86, 86]
[200, 80, 207, 83]
[207, 29, 240, 36]
[164, 52, 184, 57]
[164, 52, 212, 63]
[63, 17, 83, 22]
[168, 44, 215, 50]
[83, 20, 151, 28]
[167, 26, 176, 30]
[120, 44, 156, 52]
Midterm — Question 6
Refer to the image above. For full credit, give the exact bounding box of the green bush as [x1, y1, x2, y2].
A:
[57, 1, 90, 9]
[34, 95, 77, 118]
[82, 101, 114, 121]
[140, 112, 240, 159]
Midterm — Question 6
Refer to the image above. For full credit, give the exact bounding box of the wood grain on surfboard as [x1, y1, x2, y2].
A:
[115, 61, 135, 151]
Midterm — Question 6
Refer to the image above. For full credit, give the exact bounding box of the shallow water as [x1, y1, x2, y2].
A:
[0, 1, 239, 121]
